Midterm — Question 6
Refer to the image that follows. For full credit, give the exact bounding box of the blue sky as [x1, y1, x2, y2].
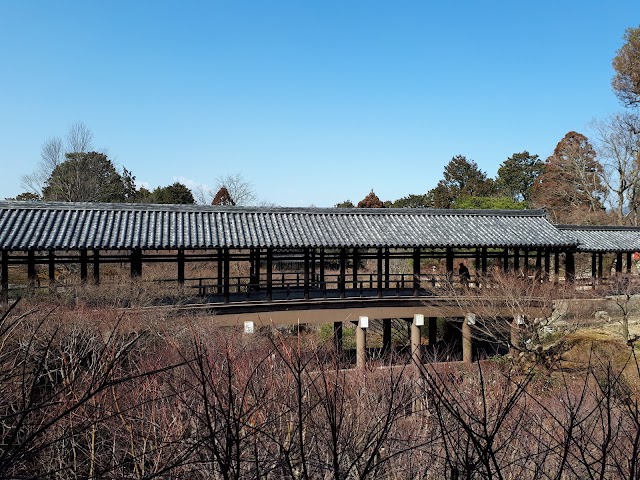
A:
[1, 1, 639, 207]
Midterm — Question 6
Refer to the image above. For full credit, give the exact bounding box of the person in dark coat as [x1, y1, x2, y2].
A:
[459, 262, 470, 288]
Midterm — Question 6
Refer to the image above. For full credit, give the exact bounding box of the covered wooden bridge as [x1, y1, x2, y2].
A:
[1, 201, 638, 365]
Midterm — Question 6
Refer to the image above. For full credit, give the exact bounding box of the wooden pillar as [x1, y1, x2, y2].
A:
[376, 248, 383, 298]
[319, 248, 325, 290]
[481, 247, 488, 275]
[445, 248, 454, 281]
[217, 248, 223, 294]
[249, 249, 255, 286]
[535, 250, 542, 279]
[1, 251, 8, 304]
[333, 322, 343, 353]
[352, 248, 358, 289]
[131, 248, 142, 278]
[544, 250, 551, 279]
[554, 250, 560, 276]
[591, 253, 597, 288]
[514, 248, 520, 272]
[93, 249, 100, 285]
[384, 248, 390, 289]
[48, 250, 56, 285]
[462, 314, 474, 363]
[223, 248, 230, 303]
[565, 251, 575, 283]
[177, 249, 185, 285]
[27, 250, 36, 288]
[474, 248, 481, 275]
[303, 247, 310, 300]
[627, 252, 632, 273]
[523, 248, 529, 275]
[255, 248, 261, 288]
[382, 319, 392, 353]
[266, 247, 273, 301]
[616, 252, 623, 273]
[356, 317, 367, 369]
[310, 248, 315, 285]
[411, 316, 422, 365]
[80, 249, 88, 283]
[598, 253, 603, 278]
[503, 248, 509, 272]
[428, 317, 437, 347]
[339, 248, 346, 299]
[413, 247, 421, 296]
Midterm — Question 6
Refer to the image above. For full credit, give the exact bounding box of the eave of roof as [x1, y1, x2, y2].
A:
[0, 201, 578, 251]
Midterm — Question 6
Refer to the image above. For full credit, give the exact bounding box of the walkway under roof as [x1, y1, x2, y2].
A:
[0, 201, 579, 251]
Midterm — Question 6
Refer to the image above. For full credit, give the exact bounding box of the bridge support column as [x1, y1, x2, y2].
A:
[511, 315, 524, 352]
[333, 322, 343, 354]
[382, 319, 392, 354]
[463, 314, 474, 363]
[411, 314, 423, 366]
[356, 316, 367, 369]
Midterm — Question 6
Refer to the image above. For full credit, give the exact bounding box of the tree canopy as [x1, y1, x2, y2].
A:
[42, 152, 134, 203]
[612, 25, 640, 107]
[427, 155, 495, 208]
[149, 182, 195, 204]
[495, 151, 544, 203]
[357, 190, 384, 208]
[531, 131, 607, 224]
[212, 187, 236, 206]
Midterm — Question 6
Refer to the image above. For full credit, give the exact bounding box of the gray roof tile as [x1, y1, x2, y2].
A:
[556, 225, 640, 252]
[0, 201, 578, 251]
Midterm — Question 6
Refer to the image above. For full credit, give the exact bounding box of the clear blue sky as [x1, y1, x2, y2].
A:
[1, 1, 639, 207]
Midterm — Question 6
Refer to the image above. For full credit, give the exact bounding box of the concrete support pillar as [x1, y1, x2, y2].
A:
[511, 315, 524, 352]
[411, 314, 423, 366]
[462, 314, 474, 363]
[356, 316, 367, 369]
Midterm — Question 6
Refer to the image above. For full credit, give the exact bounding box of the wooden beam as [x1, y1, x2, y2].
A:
[27, 250, 36, 288]
[382, 318, 391, 353]
[303, 247, 310, 300]
[377, 248, 383, 298]
[339, 248, 346, 299]
[1, 251, 8, 304]
[223, 248, 230, 304]
[413, 247, 420, 296]
[93, 249, 100, 284]
[177, 249, 185, 285]
[80, 249, 88, 283]
[352, 248, 358, 289]
[266, 247, 273, 302]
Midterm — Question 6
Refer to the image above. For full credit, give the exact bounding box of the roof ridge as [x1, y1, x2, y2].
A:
[0, 200, 546, 217]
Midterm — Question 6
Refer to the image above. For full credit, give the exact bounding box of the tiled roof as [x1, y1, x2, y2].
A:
[0, 201, 579, 251]
[556, 225, 640, 252]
